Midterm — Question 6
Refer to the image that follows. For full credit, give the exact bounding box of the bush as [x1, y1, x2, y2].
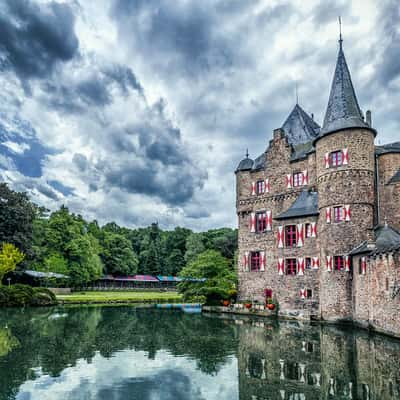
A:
[186, 295, 207, 304]
[0, 285, 57, 307]
[31, 288, 57, 306]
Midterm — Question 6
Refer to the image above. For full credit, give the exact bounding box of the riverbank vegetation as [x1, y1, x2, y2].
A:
[0, 183, 238, 291]
[0, 284, 56, 306]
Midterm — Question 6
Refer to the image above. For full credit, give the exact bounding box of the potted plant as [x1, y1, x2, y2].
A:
[243, 300, 252, 309]
[266, 297, 275, 310]
[222, 299, 230, 307]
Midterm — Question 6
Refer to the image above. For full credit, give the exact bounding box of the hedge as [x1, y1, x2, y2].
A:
[0, 284, 57, 307]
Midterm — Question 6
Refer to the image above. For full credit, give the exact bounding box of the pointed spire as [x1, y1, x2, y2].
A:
[320, 32, 368, 136]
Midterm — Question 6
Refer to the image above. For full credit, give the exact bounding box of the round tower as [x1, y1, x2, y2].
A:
[315, 39, 376, 321]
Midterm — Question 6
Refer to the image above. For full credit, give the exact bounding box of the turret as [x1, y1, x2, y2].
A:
[315, 38, 376, 321]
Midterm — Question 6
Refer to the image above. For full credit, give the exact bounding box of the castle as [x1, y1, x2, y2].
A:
[235, 36, 400, 337]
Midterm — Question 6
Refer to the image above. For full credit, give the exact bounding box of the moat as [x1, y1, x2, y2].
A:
[0, 307, 399, 400]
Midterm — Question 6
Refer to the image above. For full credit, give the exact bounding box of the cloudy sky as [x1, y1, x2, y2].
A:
[0, 0, 398, 231]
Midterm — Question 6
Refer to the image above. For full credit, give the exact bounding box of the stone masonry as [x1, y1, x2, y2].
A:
[235, 38, 400, 337]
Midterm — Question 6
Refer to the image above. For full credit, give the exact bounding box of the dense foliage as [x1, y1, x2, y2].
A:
[0, 184, 238, 287]
[178, 250, 237, 304]
[0, 243, 25, 284]
[0, 284, 57, 307]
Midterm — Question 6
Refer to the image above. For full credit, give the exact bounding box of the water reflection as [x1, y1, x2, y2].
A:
[0, 307, 399, 400]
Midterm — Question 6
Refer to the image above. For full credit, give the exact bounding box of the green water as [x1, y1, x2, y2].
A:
[0, 307, 399, 399]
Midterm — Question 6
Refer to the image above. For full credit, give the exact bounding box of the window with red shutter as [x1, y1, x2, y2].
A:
[256, 180, 265, 195]
[305, 257, 312, 270]
[250, 251, 261, 271]
[286, 258, 297, 275]
[256, 211, 266, 233]
[285, 225, 297, 247]
[293, 172, 303, 187]
[330, 150, 343, 167]
[334, 255, 345, 271]
[264, 288, 273, 299]
[333, 206, 343, 223]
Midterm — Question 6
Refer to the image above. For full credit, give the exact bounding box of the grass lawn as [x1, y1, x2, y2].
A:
[57, 291, 183, 304]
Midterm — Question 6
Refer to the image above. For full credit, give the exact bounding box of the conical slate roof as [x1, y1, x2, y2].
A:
[320, 41, 368, 136]
[282, 104, 320, 145]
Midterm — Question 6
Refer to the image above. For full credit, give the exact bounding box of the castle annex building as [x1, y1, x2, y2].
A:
[235, 38, 400, 337]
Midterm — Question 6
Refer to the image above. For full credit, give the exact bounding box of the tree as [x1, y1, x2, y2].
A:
[164, 249, 185, 276]
[101, 232, 139, 275]
[0, 183, 37, 256]
[184, 233, 205, 264]
[178, 250, 237, 304]
[0, 243, 25, 284]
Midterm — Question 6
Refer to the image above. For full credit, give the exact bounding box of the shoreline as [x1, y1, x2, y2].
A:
[203, 305, 400, 341]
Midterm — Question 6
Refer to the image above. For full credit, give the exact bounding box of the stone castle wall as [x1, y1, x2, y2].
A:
[236, 126, 400, 335]
[377, 153, 400, 231]
[315, 129, 375, 321]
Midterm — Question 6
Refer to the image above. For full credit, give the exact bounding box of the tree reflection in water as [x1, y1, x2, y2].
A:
[0, 307, 399, 400]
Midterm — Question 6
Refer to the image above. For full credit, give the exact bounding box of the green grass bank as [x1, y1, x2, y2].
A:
[57, 291, 183, 305]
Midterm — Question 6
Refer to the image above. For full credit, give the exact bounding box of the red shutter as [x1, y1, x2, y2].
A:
[361, 257, 367, 274]
[326, 255, 332, 272]
[311, 222, 317, 238]
[251, 182, 256, 195]
[297, 257, 304, 276]
[343, 148, 349, 165]
[243, 251, 249, 271]
[326, 208, 331, 224]
[250, 212, 256, 232]
[312, 257, 319, 269]
[325, 152, 330, 169]
[260, 251, 266, 271]
[300, 288, 306, 299]
[277, 226, 284, 248]
[297, 224, 304, 247]
[265, 178, 270, 193]
[344, 205, 351, 221]
[266, 210, 272, 231]
[278, 258, 284, 275]
[345, 255, 350, 272]
[286, 174, 293, 189]
[302, 170, 309, 185]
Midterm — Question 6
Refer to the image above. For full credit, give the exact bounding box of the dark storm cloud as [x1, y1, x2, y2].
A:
[375, 0, 400, 86]
[72, 153, 89, 172]
[0, 0, 79, 81]
[110, 0, 234, 76]
[43, 64, 143, 113]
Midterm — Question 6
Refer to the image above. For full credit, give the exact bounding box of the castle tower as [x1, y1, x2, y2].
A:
[315, 38, 376, 320]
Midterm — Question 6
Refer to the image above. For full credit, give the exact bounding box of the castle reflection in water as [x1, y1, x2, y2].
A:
[230, 314, 400, 400]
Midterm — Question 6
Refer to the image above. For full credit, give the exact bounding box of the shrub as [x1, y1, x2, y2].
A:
[0, 285, 57, 307]
[31, 288, 57, 306]
[186, 295, 207, 304]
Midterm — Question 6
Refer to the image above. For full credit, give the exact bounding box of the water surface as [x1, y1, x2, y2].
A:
[0, 306, 399, 399]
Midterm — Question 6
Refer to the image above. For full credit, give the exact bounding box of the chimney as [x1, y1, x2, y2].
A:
[366, 110, 372, 127]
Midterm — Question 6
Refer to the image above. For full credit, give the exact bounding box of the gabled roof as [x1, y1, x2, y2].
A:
[388, 169, 400, 184]
[375, 142, 400, 156]
[350, 224, 400, 255]
[319, 42, 369, 138]
[282, 104, 320, 145]
[275, 190, 319, 220]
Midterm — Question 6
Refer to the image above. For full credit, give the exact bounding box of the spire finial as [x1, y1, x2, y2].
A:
[338, 16, 343, 49]
[246, 148, 249, 158]
[295, 82, 299, 105]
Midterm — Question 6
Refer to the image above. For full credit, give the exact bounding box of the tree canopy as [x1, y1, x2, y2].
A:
[0, 183, 238, 287]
